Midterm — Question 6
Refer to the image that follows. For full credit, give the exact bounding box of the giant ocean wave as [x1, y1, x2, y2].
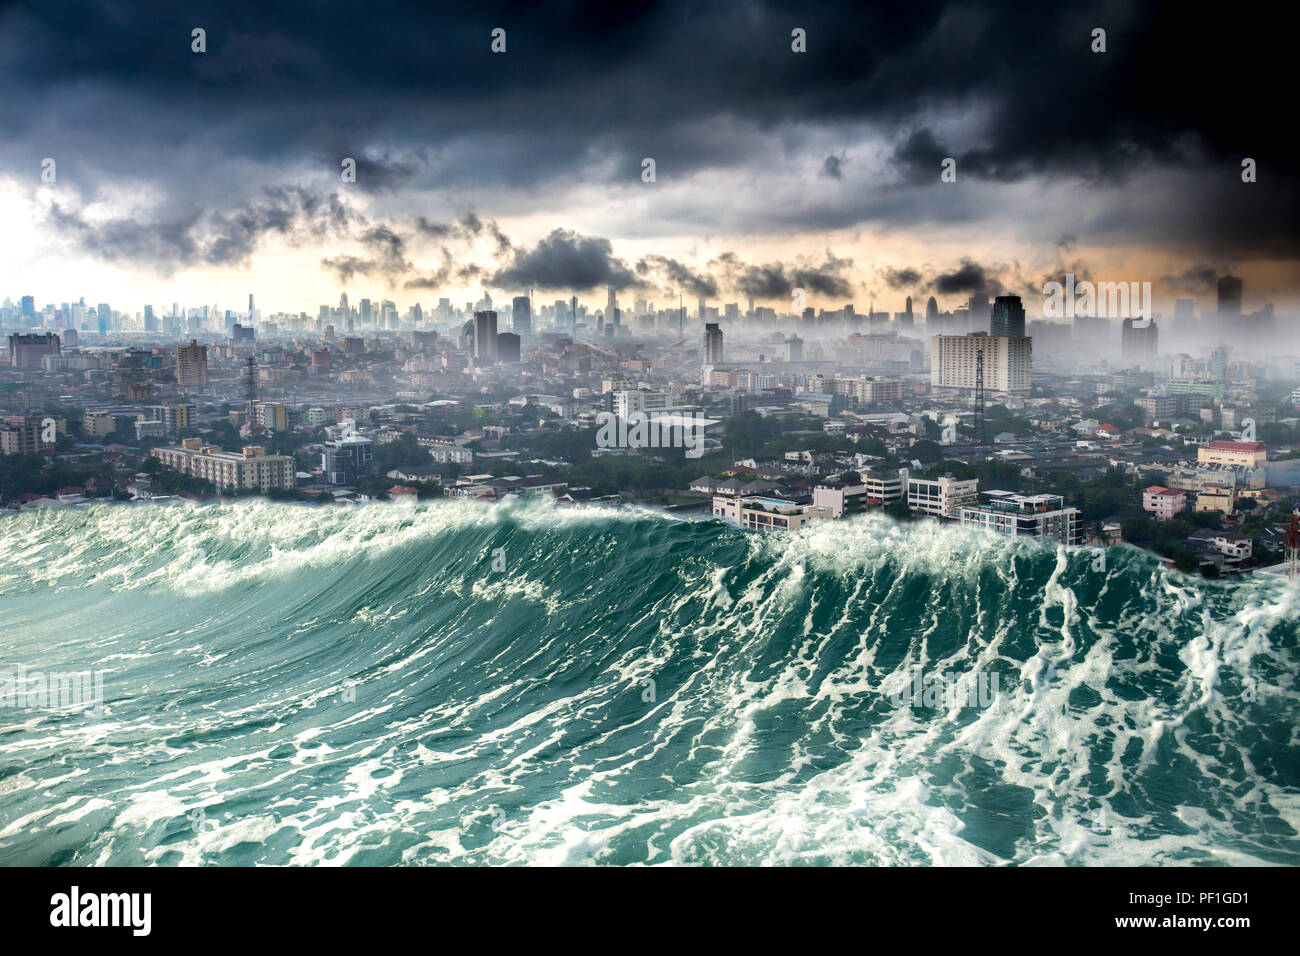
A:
[0, 499, 1296, 865]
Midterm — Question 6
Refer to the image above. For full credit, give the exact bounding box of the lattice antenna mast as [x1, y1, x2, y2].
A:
[244, 356, 257, 412]
[1287, 511, 1299, 578]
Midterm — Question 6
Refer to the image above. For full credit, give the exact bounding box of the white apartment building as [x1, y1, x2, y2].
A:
[1142, 485, 1187, 520]
[862, 470, 904, 505]
[931, 332, 1032, 392]
[151, 439, 295, 491]
[713, 495, 815, 532]
[957, 491, 1081, 545]
[418, 437, 473, 463]
[812, 479, 868, 518]
[614, 389, 679, 419]
[907, 475, 979, 518]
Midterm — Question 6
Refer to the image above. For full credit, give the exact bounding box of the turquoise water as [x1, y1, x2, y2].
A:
[0, 498, 1296, 865]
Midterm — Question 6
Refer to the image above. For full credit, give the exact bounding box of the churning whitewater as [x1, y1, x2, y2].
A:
[0, 499, 1296, 866]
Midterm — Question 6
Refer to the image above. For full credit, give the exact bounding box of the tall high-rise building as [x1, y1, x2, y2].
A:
[990, 295, 1026, 337]
[1210, 343, 1229, 380]
[698, 295, 707, 322]
[1217, 276, 1242, 317]
[569, 295, 578, 331]
[176, 339, 209, 387]
[474, 310, 498, 362]
[512, 295, 532, 337]
[606, 287, 619, 330]
[704, 322, 724, 365]
[1121, 317, 1159, 363]
[931, 332, 1032, 392]
[8, 332, 60, 368]
[97, 302, 111, 335]
[926, 296, 938, 323]
[496, 332, 521, 364]
[143, 305, 158, 333]
[967, 295, 990, 330]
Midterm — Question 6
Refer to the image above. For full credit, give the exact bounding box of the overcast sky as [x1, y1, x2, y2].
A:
[2, 0, 1295, 317]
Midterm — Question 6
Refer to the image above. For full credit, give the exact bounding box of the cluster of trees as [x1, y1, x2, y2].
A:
[0, 453, 119, 502]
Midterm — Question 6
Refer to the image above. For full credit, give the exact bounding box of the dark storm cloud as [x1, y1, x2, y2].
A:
[1163, 264, 1222, 293]
[4, 0, 1296, 272]
[711, 251, 854, 300]
[46, 185, 359, 274]
[320, 224, 412, 283]
[931, 259, 1000, 297]
[491, 229, 638, 292]
[882, 266, 922, 289]
[635, 255, 718, 298]
[404, 248, 458, 289]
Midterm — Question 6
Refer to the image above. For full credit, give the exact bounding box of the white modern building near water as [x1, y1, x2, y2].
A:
[957, 491, 1081, 545]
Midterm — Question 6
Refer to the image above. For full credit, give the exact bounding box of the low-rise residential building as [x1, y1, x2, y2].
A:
[417, 437, 473, 463]
[322, 435, 374, 485]
[1196, 487, 1237, 514]
[863, 469, 904, 505]
[0, 416, 56, 455]
[812, 479, 868, 519]
[713, 495, 815, 532]
[1142, 485, 1187, 520]
[133, 419, 167, 440]
[907, 475, 978, 518]
[958, 491, 1081, 545]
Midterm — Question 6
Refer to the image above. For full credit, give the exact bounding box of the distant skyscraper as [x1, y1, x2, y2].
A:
[512, 295, 532, 337]
[704, 322, 724, 364]
[698, 295, 706, 322]
[990, 295, 1026, 337]
[606, 287, 618, 329]
[176, 339, 209, 387]
[967, 295, 990, 330]
[1210, 343, 1229, 379]
[1121, 317, 1159, 363]
[926, 296, 938, 323]
[8, 332, 60, 368]
[496, 332, 521, 364]
[1217, 275, 1242, 316]
[97, 302, 110, 335]
[570, 295, 578, 331]
[474, 310, 498, 362]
